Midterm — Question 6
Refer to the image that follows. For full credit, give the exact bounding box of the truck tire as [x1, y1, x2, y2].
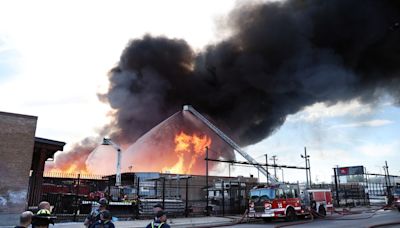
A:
[285, 207, 297, 221]
[318, 205, 326, 216]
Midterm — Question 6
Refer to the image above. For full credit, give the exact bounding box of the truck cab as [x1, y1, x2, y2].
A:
[248, 184, 308, 221]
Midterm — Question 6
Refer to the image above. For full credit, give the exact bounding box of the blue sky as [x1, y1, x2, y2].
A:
[0, 37, 20, 82]
[0, 0, 398, 183]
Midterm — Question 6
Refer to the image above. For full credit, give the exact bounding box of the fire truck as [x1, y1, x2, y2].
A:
[248, 184, 309, 221]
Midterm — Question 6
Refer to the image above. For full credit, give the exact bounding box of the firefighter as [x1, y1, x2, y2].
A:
[146, 211, 170, 228]
[84, 198, 108, 228]
[31, 209, 56, 228]
[91, 210, 115, 228]
[152, 203, 164, 221]
[131, 194, 140, 219]
[14, 211, 33, 228]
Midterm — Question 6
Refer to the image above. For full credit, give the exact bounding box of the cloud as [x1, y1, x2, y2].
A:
[287, 100, 373, 123]
[357, 142, 398, 157]
[330, 119, 394, 129]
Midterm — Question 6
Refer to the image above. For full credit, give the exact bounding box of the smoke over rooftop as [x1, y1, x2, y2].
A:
[48, 0, 400, 174]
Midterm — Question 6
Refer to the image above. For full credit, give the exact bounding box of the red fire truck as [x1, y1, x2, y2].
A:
[248, 184, 334, 220]
[248, 184, 309, 221]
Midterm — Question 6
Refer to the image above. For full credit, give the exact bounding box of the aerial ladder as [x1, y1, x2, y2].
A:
[183, 105, 279, 184]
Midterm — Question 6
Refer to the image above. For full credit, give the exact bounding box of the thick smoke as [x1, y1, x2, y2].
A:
[101, 0, 400, 146]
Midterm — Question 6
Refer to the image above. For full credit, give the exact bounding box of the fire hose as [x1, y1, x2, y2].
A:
[198, 204, 397, 228]
[274, 204, 394, 228]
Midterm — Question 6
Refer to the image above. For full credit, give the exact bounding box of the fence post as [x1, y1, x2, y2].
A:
[107, 176, 111, 201]
[73, 173, 81, 222]
[205, 147, 209, 216]
[229, 181, 232, 213]
[185, 177, 189, 217]
[154, 180, 157, 197]
[162, 177, 166, 209]
[222, 180, 225, 216]
[137, 177, 140, 198]
[238, 181, 241, 211]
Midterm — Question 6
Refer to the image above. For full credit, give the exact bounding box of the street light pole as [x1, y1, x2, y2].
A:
[102, 138, 122, 187]
[308, 156, 312, 186]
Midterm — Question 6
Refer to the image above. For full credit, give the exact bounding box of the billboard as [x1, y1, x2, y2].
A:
[336, 166, 364, 176]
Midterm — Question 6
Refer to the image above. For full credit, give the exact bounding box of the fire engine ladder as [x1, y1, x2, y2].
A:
[183, 105, 279, 184]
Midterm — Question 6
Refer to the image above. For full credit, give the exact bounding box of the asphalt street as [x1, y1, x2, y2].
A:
[223, 209, 400, 228]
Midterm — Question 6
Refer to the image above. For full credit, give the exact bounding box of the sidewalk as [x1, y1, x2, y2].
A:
[52, 216, 242, 228]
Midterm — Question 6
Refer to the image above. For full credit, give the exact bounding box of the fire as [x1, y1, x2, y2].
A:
[46, 162, 91, 175]
[162, 131, 211, 174]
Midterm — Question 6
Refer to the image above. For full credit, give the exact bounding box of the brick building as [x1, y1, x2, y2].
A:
[0, 111, 37, 214]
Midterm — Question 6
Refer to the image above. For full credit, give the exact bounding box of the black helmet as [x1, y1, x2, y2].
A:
[99, 198, 108, 206]
[32, 209, 56, 226]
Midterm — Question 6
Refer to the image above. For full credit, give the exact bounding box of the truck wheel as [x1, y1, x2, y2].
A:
[318, 205, 326, 216]
[285, 207, 297, 221]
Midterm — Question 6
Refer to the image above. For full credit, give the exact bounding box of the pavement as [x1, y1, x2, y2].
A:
[0, 215, 243, 228]
[0, 206, 387, 227]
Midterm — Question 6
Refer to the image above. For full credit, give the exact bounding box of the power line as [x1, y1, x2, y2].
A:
[205, 158, 306, 170]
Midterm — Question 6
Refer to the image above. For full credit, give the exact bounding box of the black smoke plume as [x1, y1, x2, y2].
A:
[100, 0, 400, 147]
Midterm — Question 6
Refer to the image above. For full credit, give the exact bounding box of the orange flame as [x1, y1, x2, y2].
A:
[46, 162, 91, 175]
[162, 131, 211, 174]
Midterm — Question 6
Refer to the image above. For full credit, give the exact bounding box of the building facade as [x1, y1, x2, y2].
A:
[0, 111, 37, 213]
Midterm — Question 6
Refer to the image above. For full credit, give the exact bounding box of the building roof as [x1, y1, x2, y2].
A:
[35, 137, 66, 148]
[0, 111, 37, 119]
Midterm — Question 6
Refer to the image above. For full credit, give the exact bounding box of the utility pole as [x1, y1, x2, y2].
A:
[301, 147, 310, 188]
[384, 161, 391, 202]
[270, 155, 278, 179]
[308, 153, 312, 186]
[265, 154, 269, 183]
[385, 161, 391, 187]
[333, 167, 340, 206]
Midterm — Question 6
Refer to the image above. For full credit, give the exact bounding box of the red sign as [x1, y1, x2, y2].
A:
[339, 167, 349, 175]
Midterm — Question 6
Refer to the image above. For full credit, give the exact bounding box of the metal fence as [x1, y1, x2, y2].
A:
[27, 172, 257, 221]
